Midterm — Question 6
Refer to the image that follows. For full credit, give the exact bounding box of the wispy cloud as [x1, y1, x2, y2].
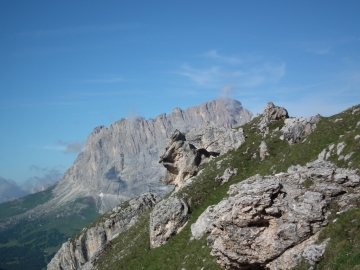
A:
[176, 60, 286, 89]
[176, 64, 221, 87]
[56, 140, 85, 154]
[203, 50, 242, 64]
[42, 140, 85, 154]
[0, 166, 62, 202]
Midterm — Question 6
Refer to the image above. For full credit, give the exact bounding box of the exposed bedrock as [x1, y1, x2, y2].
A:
[159, 122, 245, 189]
[47, 193, 160, 270]
[191, 160, 360, 269]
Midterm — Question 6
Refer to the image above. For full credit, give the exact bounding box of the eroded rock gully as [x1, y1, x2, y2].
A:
[191, 160, 360, 269]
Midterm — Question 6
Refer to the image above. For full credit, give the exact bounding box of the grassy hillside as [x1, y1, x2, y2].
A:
[94, 104, 360, 269]
[0, 196, 99, 270]
[0, 186, 55, 222]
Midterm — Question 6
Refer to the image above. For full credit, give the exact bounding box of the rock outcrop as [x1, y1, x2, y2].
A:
[280, 114, 321, 144]
[159, 122, 245, 188]
[191, 160, 360, 269]
[259, 102, 289, 131]
[149, 196, 189, 248]
[47, 193, 160, 270]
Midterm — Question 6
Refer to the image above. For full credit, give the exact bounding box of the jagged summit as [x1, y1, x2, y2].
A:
[4, 99, 250, 222]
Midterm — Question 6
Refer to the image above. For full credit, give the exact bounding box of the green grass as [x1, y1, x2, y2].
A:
[0, 186, 54, 222]
[0, 196, 99, 270]
[96, 104, 360, 269]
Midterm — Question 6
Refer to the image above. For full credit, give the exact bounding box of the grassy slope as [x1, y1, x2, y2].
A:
[95, 104, 360, 269]
[0, 195, 99, 270]
[0, 186, 55, 222]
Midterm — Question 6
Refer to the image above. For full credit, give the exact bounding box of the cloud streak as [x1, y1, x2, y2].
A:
[203, 50, 242, 64]
[42, 140, 85, 154]
[176, 57, 286, 90]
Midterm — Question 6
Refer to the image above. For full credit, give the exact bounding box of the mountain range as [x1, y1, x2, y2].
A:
[0, 98, 252, 270]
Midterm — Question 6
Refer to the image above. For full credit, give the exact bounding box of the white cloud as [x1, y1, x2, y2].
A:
[203, 50, 242, 64]
[22, 166, 62, 194]
[176, 61, 286, 89]
[0, 176, 27, 203]
[176, 64, 221, 87]
[56, 140, 85, 154]
[42, 140, 85, 154]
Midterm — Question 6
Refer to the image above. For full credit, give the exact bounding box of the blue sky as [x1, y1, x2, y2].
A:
[0, 1, 359, 191]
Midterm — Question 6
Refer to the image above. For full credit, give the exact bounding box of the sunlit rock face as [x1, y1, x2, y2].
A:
[191, 160, 360, 269]
[52, 98, 253, 213]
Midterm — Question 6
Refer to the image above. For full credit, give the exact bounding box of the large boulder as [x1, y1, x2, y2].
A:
[159, 123, 245, 189]
[191, 160, 360, 269]
[149, 196, 189, 248]
[259, 102, 289, 130]
[281, 114, 321, 144]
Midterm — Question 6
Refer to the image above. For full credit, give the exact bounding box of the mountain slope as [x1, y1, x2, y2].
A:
[62, 103, 360, 270]
[0, 98, 252, 270]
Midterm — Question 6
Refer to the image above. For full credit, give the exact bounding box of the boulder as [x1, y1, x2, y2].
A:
[215, 167, 238, 185]
[159, 123, 245, 189]
[191, 160, 360, 269]
[259, 102, 289, 130]
[149, 196, 189, 248]
[281, 114, 321, 144]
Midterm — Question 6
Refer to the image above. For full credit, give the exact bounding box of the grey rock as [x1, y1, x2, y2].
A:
[149, 196, 189, 248]
[302, 238, 330, 265]
[190, 205, 215, 240]
[259, 141, 269, 161]
[281, 114, 321, 144]
[337, 142, 346, 155]
[190, 160, 360, 269]
[267, 232, 320, 270]
[259, 102, 289, 131]
[344, 152, 354, 161]
[215, 167, 238, 185]
[47, 193, 160, 270]
[159, 122, 245, 189]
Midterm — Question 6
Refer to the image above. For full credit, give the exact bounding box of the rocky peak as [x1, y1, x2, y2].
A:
[259, 102, 289, 131]
[49, 99, 252, 214]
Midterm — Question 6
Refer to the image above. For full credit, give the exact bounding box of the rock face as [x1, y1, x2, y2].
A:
[149, 196, 189, 248]
[0, 99, 252, 227]
[52, 99, 252, 213]
[159, 122, 245, 188]
[191, 160, 360, 269]
[281, 114, 321, 144]
[259, 102, 289, 131]
[47, 193, 160, 270]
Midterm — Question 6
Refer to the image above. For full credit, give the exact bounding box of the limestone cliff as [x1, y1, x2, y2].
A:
[47, 193, 160, 270]
[52, 98, 252, 213]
